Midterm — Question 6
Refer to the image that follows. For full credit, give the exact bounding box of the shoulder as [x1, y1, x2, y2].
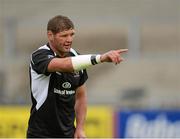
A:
[30, 44, 55, 64]
[31, 44, 54, 57]
[32, 45, 51, 54]
[38, 45, 51, 51]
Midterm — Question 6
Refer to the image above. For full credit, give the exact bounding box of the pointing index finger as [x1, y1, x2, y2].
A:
[117, 49, 128, 54]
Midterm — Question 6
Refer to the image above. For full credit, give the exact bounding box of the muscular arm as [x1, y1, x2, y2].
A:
[74, 84, 87, 138]
[47, 49, 128, 72]
[48, 57, 73, 72]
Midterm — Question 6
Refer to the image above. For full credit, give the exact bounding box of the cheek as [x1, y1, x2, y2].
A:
[56, 37, 65, 44]
[49, 36, 54, 42]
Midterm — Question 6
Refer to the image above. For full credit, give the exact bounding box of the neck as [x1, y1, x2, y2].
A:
[48, 42, 68, 57]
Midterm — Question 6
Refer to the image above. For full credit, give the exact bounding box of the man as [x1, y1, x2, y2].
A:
[27, 15, 128, 138]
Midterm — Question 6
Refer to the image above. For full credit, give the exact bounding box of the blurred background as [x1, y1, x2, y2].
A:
[0, 0, 179, 138]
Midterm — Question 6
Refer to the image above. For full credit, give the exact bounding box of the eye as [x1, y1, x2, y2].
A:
[71, 32, 75, 36]
[60, 34, 68, 37]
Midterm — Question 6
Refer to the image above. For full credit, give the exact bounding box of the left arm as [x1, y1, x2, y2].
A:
[74, 84, 87, 138]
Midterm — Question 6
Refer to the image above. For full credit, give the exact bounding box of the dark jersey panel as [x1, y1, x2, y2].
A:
[28, 44, 88, 137]
[31, 48, 55, 75]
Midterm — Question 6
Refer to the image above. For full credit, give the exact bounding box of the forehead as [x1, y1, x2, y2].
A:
[59, 29, 75, 35]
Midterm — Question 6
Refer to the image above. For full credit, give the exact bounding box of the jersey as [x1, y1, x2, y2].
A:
[27, 43, 88, 138]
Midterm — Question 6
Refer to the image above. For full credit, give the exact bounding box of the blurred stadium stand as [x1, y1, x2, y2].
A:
[0, 0, 179, 109]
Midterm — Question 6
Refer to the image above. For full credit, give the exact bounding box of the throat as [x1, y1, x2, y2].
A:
[57, 52, 69, 58]
[49, 43, 69, 57]
[55, 50, 69, 58]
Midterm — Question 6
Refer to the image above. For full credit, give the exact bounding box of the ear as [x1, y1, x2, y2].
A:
[47, 31, 53, 41]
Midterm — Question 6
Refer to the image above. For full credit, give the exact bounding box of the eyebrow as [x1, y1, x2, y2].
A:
[59, 30, 75, 36]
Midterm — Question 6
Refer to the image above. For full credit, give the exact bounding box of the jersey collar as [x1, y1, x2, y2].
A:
[46, 43, 72, 58]
[46, 43, 57, 56]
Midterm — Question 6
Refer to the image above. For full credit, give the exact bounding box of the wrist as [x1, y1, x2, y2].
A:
[76, 125, 84, 130]
[71, 54, 102, 71]
[90, 54, 101, 65]
[100, 54, 105, 63]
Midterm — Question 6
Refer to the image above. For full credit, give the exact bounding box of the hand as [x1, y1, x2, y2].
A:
[74, 128, 86, 139]
[100, 49, 128, 64]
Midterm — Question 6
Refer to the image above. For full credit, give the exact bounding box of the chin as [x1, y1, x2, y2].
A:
[65, 47, 71, 52]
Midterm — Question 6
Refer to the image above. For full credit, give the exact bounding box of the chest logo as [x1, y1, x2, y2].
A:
[62, 82, 71, 89]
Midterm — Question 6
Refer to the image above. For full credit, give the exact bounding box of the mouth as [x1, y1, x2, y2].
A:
[64, 44, 71, 49]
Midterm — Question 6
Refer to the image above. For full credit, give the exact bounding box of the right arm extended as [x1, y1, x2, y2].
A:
[47, 49, 128, 73]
